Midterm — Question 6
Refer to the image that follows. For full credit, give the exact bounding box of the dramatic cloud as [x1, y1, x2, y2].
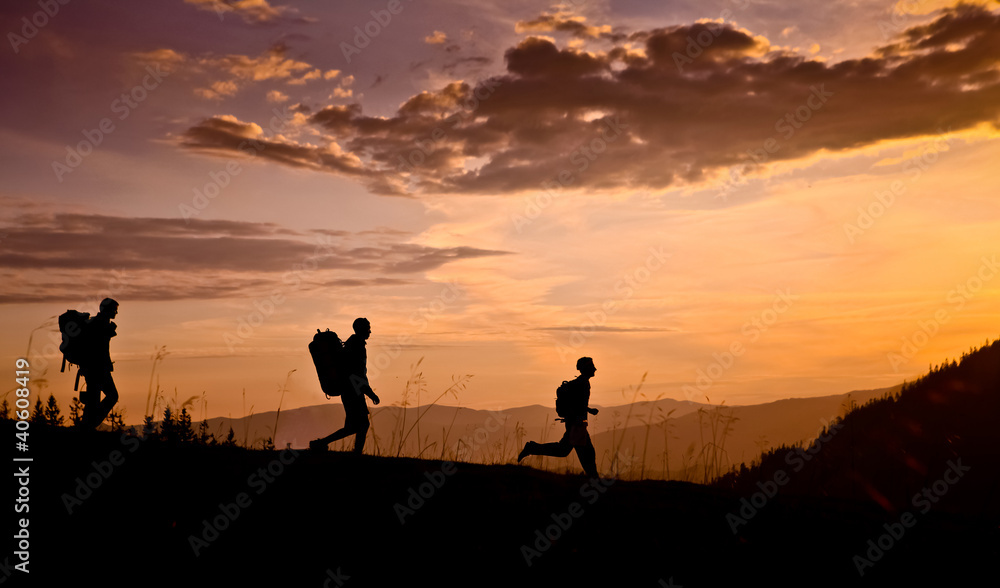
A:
[0, 214, 510, 302]
[515, 12, 617, 40]
[178, 114, 408, 194]
[176, 5, 1000, 197]
[137, 43, 343, 101]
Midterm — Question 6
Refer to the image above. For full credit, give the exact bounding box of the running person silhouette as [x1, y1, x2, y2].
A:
[518, 357, 599, 477]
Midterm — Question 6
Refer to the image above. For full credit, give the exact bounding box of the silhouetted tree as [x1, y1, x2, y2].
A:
[177, 408, 195, 443]
[161, 406, 177, 443]
[197, 419, 215, 445]
[69, 396, 84, 427]
[29, 398, 44, 423]
[141, 414, 158, 440]
[223, 426, 237, 447]
[107, 408, 126, 433]
[0, 399, 10, 421]
[43, 394, 64, 426]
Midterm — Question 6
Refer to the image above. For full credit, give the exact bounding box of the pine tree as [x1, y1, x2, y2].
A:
[0, 398, 10, 421]
[223, 426, 236, 447]
[177, 408, 194, 443]
[142, 414, 158, 440]
[161, 406, 176, 443]
[43, 394, 64, 427]
[69, 397, 84, 427]
[29, 398, 45, 423]
[198, 419, 213, 445]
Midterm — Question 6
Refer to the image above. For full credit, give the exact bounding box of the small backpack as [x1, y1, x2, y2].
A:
[309, 329, 344, 398]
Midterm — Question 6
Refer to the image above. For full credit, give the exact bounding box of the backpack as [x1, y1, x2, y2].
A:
[555, 380, 576, 420]
[309, 329, 344, 398]
[59, 310, 94, 389]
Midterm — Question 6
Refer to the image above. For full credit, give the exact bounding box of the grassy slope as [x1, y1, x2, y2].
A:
[15, 419, 997, 588]
[716, 340, 1000, 513]
[189, 387, 894, 478]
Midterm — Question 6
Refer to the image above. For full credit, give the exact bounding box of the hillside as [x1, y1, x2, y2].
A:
[18, 342, 998, 586]
[717, 339, 1000, 515]
[187, 387, 893, 479]
[587, 386, 896, 480]
[16, 422, 996, 587]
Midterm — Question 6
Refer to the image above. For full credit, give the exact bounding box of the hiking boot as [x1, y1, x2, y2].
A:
[309, 439, 328, 452]
[518, 441, 535, 462]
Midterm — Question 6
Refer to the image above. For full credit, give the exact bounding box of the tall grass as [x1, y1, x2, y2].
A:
[268, 369, 296, 450]
[610, 372, 647, 475]
[144, 345, 169, 420]
[241, 389, 255, 448]
[388, 359, 471, 457]
[695, 397, 739, 483]
[657, 407, 677, 480]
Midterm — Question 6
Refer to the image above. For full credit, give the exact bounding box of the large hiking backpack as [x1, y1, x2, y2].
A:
[58, 310, 93, 391]
[555, 379, 576, 420]
[309, 329, 344, 398]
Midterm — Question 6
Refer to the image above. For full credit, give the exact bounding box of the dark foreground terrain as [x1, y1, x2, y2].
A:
[5, 421, 998, 588]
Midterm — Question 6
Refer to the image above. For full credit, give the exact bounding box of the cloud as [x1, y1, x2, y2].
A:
[203, 43, 316, 83]
[266, 90, 289, 103]
[178, 114, 394, 189]
[515, 12, 617, 40]
[196, 80, 240, 100]
[183, 0, 313, 25]
[139, 43, 347, 102]
[0, 214, 511, 302]
[133, 48, 187, 71]
[442, 56, 492, 75]
[891, 0, 997, 16]
[425, 30, 448, 45]
[176, 5, 1000, 197]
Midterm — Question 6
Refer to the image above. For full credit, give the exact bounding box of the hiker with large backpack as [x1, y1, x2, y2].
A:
[517, 357, 600, 477]
[60, 298, 121, 429]
[309, 317, 380, 453]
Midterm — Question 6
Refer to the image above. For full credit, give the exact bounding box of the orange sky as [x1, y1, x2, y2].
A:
[2, 0, 999, 422]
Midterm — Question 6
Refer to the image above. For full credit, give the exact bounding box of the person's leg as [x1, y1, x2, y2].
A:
[317, 425, 351, 445]
[80, 374, 98, 427]
[572, 424, 599, 478]
[90, 374, 119, 428]
[82, 371, 116, 429]
[522, 424, 574, 458]
[351, 417, 370, 453]
[314, 391, 367, 449]
[348, 391, 371, 453]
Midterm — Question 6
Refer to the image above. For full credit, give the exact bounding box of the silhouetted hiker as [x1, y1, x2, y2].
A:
[80, 298, 121, 429]
[518, 357, 600, 477]
[310, 318, 380, 453]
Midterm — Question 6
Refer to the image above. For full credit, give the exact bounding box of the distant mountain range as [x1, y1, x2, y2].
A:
[183, 384, 896, 480]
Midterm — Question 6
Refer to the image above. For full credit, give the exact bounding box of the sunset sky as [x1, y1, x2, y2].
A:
[2, 0, 999, 422]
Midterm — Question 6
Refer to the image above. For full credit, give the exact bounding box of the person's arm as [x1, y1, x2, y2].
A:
[582, 380, 597, 415]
